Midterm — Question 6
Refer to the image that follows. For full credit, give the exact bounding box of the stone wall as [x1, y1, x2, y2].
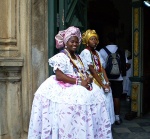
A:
[0, 0, 48, 139]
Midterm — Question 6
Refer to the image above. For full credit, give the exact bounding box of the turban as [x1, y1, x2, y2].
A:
[55, 26, 81, 49]
[82, 29, 99, 45]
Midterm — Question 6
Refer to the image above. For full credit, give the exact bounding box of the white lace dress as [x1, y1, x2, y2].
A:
[28, 53, 113, 139]
[80, 49, 115, 125]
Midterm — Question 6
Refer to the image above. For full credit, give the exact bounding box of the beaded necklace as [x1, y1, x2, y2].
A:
[86, 48, 104, 87]
[86, 48, 102, 73]
[62, 49, 86, 79]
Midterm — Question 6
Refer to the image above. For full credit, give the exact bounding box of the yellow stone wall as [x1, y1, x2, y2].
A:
[0, 0, 48, 138]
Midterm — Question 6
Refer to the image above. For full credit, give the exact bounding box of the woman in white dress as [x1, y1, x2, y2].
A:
[28, 26, 112, 139]
[80, 29, 115, 125]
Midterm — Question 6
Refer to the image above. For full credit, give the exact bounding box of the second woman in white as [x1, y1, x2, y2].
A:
[80, 29, 115, 125]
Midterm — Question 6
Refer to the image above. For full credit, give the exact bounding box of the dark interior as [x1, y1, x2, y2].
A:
[143, 4, 150, 114]
[87, 0, 132, 52]
[87, 0, 150, 114]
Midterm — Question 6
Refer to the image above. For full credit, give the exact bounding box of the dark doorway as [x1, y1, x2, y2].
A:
[142, 4, 150, 114]
[87, 0, 132, 114]
[87, 0, 132, 52]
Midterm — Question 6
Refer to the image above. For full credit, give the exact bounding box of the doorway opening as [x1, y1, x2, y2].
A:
[87, 0, 132, 113]
[87, 0, 132, 52]
[143, 3, 150, 114]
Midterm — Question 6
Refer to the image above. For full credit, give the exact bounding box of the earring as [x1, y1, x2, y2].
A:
[65, 46, 67, 48]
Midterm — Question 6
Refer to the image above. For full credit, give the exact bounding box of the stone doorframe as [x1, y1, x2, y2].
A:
[0, 0, 48, 138]
[131, 0, 144, 117]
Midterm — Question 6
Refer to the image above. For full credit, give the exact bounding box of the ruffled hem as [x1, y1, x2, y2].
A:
[35, 75, 106, 105]
[28, 95, 113, 139]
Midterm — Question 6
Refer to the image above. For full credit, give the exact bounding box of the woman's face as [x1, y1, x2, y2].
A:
[87, 36, 98, 48]
[66, 36, 79, 53]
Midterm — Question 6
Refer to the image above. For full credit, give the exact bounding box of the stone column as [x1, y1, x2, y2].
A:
[0, 0, 23, 138]
[130, 0, 143, 117]
[20, 0, 48, 138]
[0, 58, 23, 139]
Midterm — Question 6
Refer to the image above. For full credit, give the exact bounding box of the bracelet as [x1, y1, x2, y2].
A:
[76, 78, 78, 85]
[76, 78, 82, 85]
[106, 82, 110, 85]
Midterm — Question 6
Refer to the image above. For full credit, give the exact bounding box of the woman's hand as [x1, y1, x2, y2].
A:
[103, 84, 110, 93]
[105, 82, 110, 88]
[81, 78, 92, 90]
[87, 76, 93, 84]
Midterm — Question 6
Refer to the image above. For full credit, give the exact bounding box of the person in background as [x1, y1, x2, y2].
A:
[28, 26, 113, 139]
[99, 32, 127, 125]
[123, 50, 132, 101]
[80, 29, 115, 125]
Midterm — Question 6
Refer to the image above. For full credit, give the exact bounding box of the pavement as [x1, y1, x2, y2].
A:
[112, 98, 150, 139]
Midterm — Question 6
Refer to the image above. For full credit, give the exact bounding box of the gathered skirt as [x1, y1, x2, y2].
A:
[102, 89, 115, 125]
[28, 75, 113, 139]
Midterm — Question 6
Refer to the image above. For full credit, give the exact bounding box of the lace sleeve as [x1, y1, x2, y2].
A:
[48, 53, 70, 73]
[80, 49, 93, 67]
